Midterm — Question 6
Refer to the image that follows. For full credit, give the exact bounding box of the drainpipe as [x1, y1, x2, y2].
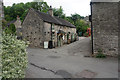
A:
[51, 23, 52, 41]
[90, 2, 94, 54]
[50, 23, 53, 49]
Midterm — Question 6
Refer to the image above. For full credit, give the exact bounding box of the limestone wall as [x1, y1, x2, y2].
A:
[43, 22, 51, 41]
[22, 8, 44, 48]
[92, 2, 118, 56]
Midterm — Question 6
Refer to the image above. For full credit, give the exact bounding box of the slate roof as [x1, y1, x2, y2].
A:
[34, 9, 76, 28]
[7, 20, 16, 26]
[55, 17, 75, 28]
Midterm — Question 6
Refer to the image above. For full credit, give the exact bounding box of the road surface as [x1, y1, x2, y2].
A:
[25, 37, 118, 78]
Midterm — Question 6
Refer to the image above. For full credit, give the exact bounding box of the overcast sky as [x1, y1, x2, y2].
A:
[3, 0, 91, 17]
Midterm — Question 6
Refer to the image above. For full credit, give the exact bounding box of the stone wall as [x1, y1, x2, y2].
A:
[43, 22, 51, 41]
[92, 2, 118, 56]
[54, 24, 60, 46]
[22, 8, 44, 48]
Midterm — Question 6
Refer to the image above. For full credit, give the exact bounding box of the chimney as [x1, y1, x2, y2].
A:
[17, 15, 20, 20]
[48, 6, 53, 16]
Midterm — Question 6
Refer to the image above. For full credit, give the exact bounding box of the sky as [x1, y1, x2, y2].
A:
[3, 0, 91, 17]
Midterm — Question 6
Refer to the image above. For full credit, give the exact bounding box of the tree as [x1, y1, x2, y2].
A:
[53, 6, 65, 19]
[76, 20, 89, 35]
[31, 2, 49, 13]
[4, 2, 49, 22]
[4, 24, 16, 35]
[2, 20, 7, 29]
[65, 13, 89, 35]
[65, 16, 73, 24]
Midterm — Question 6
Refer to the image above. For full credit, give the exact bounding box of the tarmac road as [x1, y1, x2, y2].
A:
[25, 37, 118, 78]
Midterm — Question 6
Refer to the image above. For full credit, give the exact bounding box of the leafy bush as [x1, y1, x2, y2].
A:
[76, 20, 90, 35]
[1, 32, 28, 78]
[4, 24, 16, 35]
[96, 49, 106, 58]
[83, 32, 89, 37]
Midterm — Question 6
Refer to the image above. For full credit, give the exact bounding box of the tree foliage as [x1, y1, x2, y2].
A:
[76, 20, 89, 33]
[4, 24, 16, 35]
[4, 2, 49, 22]
[53, 6, 65, 19]
[66, 14, 89, 35]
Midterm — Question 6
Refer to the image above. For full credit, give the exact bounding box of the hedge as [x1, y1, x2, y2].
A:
[1, 33, 28, 78]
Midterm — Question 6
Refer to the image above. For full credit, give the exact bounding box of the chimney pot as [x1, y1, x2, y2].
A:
[17, 15, 20, 20]
[48, 6, 53, 16]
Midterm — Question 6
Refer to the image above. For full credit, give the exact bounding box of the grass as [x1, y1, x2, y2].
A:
[96, 49, 106, 58]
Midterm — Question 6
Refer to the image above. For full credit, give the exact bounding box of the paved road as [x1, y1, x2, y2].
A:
[25, 37, 118, 78]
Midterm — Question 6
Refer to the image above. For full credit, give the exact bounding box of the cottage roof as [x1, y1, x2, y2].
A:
[34, 9, 76, 28]
[7, 20, 16, 26]
[36, 10, 61, 25]
[55, 17, 75, 28]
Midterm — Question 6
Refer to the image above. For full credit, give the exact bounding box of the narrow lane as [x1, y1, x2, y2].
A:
[25, 37, 118, 78]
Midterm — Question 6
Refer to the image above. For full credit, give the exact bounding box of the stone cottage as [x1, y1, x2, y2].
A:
[7, 16, 22, 39]
[22, 7, 76, 48]
[90, 0, 119, 56]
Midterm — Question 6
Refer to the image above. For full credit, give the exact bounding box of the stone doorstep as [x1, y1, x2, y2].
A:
[74, 70, 97, 78]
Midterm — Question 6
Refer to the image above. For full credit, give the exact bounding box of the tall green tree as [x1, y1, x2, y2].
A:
[4, 24, 16, 35]
[76, 20, 89, 34]
[31, 2, 49, 13]
[53, 6, 65, 19]
[4, 1, 49, 22]
[65, 14, 89, 35]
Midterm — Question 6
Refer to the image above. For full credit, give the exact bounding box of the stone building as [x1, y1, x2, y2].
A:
[90, 0, 119, 56]
[7, 16, 22, 39]
[22, 7, 76, 48]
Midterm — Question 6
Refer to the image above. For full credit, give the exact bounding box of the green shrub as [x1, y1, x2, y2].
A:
[96, 49, 106, 58]
[83, 32, 89, 37]
[1, 32, 28, 78]
[4, 24, 16, 35]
